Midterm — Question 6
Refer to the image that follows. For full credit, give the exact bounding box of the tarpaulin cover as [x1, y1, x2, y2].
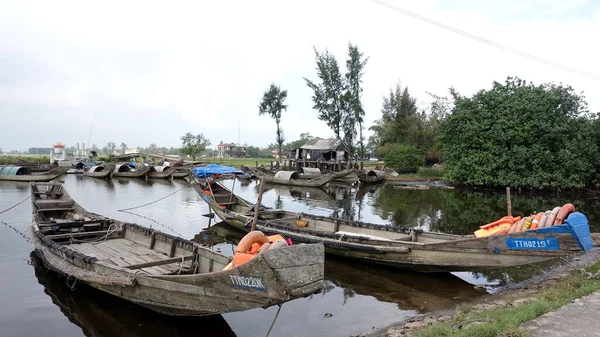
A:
[192, 164, 243, 178]
[129, 162, 137, 168]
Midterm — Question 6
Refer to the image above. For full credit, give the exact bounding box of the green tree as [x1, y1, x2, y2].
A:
[304, 48, 345, 138]
[180, 133, 211, 161]
[120, 142, 127, 153]
[439, 77, 596, 189]
[258, 83, 288, 160]
[344, 43, 369, 160]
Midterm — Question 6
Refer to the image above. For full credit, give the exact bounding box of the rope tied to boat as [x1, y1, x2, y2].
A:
[0, 195, 31, 215]
[117, 183, 191, 211]
[265, 304, 283, 337]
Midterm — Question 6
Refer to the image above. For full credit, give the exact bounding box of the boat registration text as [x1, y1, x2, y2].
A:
[229, 275, 267, 292]
[505, 237, 560, 250]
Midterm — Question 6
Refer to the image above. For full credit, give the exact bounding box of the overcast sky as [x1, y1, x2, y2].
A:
[1, 0, 598, 152]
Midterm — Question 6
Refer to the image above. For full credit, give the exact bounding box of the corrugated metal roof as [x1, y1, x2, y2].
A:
[300, 138, 346, 151]
[274, 171, 299, 180]
[0, 166, 31, 176]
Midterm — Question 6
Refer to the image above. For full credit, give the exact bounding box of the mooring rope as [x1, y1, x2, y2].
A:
[117, 183, 190, 211]
[1, 221, 31, 242]
[265, 304, 283, 337]
[119, 210, 183, 237]
[0, 196, 31, 215]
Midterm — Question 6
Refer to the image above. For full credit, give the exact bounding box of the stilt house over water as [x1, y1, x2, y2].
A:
[289, 138, 356, 172]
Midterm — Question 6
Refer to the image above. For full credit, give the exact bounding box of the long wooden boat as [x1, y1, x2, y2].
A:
[147, 166, 177, 179]
[193, 177, 594, 272]
[259, 170, 353, 187]
[0, 166, 67, 182]
[83, 164, 115, 179]
[112, 164, 151, 178]
[359, 169, 385, 184]
[30, 182, 324, 316]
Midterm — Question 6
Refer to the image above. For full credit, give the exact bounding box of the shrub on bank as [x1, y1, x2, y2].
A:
[384, 145, 424, 174]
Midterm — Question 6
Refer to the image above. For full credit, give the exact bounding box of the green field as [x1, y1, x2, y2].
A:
[0, 154, 51, 165]
[202, 157, 279, 167]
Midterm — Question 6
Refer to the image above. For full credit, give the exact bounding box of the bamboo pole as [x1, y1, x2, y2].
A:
[228, 175, 237, 203]
[251, 177, 266, 231]
[506, 187, 512, 216]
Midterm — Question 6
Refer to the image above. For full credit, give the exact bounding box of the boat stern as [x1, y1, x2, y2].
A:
[255, 242, 325, 299]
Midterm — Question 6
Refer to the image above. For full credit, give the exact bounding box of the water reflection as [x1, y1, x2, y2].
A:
[31, 253, 238, 337]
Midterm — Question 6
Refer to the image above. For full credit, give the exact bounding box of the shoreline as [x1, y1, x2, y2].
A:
[366, 248, 600, 337]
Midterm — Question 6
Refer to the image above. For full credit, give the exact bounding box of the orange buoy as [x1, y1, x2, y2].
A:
[232, 252, 254, 266]
[538, 211, 551, 228]
[546, 207, 561, 226]
[530, 212, 543, 229]
[553, 203, 575, 225]
[236, 231, 269, 253]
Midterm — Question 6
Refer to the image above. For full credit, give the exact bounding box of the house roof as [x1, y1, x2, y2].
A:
[300, 138, 349, 152]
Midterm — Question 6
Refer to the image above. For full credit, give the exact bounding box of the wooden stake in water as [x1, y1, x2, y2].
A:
[251, 177, 266, 231]
[506, 187, 512, 217]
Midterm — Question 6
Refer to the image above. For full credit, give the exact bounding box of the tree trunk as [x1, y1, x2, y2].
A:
[359, 120, 364, 160]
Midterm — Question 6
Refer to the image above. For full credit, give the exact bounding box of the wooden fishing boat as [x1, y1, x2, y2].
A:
[112, 164, 151, 178]
[259, 170, 353, 188]
[83, 164, 115, 179]
[172, 168, 190, 179]
[30, 182, 324, 316]
[146, 166, 177, 179]
[193, 176, 594, 272]
[0, 166, 67, 182]
[359, 169, 385, 184]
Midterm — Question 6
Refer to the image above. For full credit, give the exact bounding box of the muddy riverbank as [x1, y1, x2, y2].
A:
[369, 248, 600, 337]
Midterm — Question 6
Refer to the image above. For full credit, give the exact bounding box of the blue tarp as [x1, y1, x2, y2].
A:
[128, 162, 137, 168]
[192, 164, 244, 178]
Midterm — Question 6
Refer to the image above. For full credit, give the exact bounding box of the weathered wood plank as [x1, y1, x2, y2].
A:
[45, 230, 111, 240]
[125, 255, 193, 270]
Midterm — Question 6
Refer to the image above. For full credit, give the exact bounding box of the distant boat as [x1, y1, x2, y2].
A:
[83, 164, 115, 179]
[29, 181, 325, 316]
[172, 168, 190, 179]
[112, 164, 151, 178]
[0, 166, 67, 182]
[359, 169, 385, 184]
[258, 170, 353, 187]
[146, 165, 177, 179]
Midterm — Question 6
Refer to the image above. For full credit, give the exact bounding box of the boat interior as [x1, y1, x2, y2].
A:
[32, 183, 229, 276]
[202, 180, 462, 245]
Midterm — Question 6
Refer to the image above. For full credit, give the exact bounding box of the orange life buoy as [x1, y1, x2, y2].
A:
[530, 212, 543, 229]
[546, 207, 561, 227]
[236, 231, 269, 253]
[474, 222, 512, 238]
[538, 211, 551, 228]
[479, 216, 520, 230]
[553, 203, 575, 225]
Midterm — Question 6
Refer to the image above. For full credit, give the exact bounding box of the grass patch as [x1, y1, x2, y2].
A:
[417, 166, 444, 178]
[203, 157, 275, 167]
[411, 261, 600, 337]
[0, 154, 51, 165]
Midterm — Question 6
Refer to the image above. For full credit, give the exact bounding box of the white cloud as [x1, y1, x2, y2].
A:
[0, 0, 598, 151]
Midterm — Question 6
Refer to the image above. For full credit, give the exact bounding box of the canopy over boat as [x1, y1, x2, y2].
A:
[0, 166, 32, 176]
[192, 164, 243, 178]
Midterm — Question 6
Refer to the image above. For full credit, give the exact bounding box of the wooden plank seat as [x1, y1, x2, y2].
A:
[35, 199, 74, 209]
[67, 238, 193, 276]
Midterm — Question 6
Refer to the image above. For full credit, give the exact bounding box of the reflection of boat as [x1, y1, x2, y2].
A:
[30, 253, 238, 337]
[112, 164, 151, 178]
[83, 164, 115, 179]
[0, 166, 67, 182]
[194, 173, 594, 272]
[30, 181, 325, 316]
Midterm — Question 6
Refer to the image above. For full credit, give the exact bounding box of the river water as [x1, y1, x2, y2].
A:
[1, 175, 597, 337]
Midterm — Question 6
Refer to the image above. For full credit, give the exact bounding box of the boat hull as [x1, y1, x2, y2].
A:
[83, 164, 115, 179]
[112, 165, 151, 178]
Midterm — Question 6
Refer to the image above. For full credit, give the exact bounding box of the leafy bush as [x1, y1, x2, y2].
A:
[384, 145, 424, 174]
[439, 77, 598, 189]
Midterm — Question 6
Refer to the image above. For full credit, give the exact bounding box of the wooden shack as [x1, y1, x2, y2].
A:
[289, 138, 357, 172]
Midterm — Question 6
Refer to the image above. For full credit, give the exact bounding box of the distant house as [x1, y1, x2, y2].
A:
[289, 138, 351, 162]
[217, 142, 247, 158]
[125, 148, 140, 155]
